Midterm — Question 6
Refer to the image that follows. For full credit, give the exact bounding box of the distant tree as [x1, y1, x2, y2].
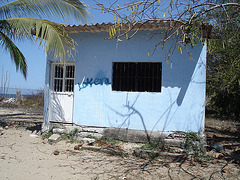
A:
[207, 36, 240, 119]
[0, 0, 88, 78]
[206, 0, 240, 120]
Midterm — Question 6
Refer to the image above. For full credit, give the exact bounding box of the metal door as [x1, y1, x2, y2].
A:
[49, 63, 75, 122]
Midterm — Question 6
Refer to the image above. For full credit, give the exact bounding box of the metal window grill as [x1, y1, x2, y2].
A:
[65, 65, 75, 92]
[112, 62, 162, 92]
[52, 64, 75, 92]
[54, 65, 64, 92]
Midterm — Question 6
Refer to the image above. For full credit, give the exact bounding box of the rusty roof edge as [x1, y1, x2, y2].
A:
[64, 21, 186, 33]
[63, 21, 212, 39]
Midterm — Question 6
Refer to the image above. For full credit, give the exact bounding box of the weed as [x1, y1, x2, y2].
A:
[184, 132, 206, 159]
[42, 131, 53, 140]
[139, 141, 163, 151]
[60, 128, 79, 143]
[84, 135, 99, 140]
[97, 136, 121, 145]
[136, 141, 165, 160]
[60, 133, 69, 141]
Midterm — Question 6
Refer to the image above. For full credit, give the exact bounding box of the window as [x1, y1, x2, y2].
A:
[51, 63, 75, 92]
[112, 62, 162, 92]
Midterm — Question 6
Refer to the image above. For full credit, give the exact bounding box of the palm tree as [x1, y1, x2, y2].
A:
[0, 0, 88, 78]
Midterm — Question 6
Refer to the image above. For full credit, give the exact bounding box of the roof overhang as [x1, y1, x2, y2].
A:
[64, 21, 184, 33]
[31, 21, 211, 39]
[64, 21, 211, 38]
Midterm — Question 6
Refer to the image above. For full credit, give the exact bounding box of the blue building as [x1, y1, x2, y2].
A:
[43, 22, 207, 133]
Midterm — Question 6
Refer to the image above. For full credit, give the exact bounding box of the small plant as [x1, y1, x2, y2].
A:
[42, 130, 53, 140]
[139, 141, 163, 151]
[136, 140, 165, 160]
[184, 132, 206, 159]
[60, 128, 79, 143]
[97, 136, 121, 145]
[84, 134, 98, 140]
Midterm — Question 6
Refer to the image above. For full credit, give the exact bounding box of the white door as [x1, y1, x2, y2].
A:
[49, 63, 75, 122]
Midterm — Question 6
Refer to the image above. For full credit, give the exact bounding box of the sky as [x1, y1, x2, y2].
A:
[0, 0, 174, 92]
[0, 0, 115, 91]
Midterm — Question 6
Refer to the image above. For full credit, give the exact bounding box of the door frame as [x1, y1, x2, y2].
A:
[48, 62, 75, 122]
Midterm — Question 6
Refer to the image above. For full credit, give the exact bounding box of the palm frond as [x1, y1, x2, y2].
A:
[0, 1, 10, 6]
[0, 0, 89, 78]
[0, 0, 88, 23]
[5, 18, 76, 60]
[0, 26, 27, 78]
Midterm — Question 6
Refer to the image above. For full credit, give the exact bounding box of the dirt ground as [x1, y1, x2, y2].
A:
[0, 107, 240, 180]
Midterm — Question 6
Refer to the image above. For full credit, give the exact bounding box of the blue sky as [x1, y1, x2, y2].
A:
[0, 1, 115, 90]
[0, 0, 172, 91]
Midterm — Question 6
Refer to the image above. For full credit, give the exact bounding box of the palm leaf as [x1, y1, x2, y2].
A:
[0, 26, 27, 78]
[0, 0, 88, 23]
[5, 18, 76, 60]
[0, 0, 89, 78]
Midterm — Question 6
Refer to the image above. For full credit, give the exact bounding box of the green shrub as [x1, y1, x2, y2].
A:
[184, 132, 206, 159]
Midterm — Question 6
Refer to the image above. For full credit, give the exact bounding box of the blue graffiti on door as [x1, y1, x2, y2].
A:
[78, 77, 111, 91]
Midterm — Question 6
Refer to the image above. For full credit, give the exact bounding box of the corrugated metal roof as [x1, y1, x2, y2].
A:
[64, 21, 184, 33]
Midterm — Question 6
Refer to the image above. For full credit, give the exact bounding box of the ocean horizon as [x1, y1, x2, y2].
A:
[0, 88, 44, 98]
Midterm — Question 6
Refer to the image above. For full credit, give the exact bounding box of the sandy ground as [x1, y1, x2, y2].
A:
[0, 108, 240, 180]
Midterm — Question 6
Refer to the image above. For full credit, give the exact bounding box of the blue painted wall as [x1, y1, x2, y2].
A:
[71, 30, 206, 132]
[45, 30, 207, 132]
